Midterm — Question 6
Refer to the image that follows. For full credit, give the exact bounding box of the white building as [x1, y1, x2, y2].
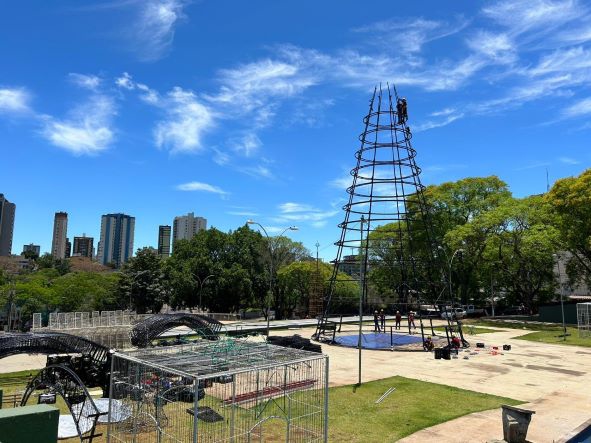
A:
[51, 212, 68, 259]
[172, 212, 207, 247]
[97, 213, 135, 268]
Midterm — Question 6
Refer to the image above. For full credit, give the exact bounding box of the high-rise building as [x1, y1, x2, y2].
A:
[73, 235, 94, 258]
[0, 194, 16, 256]
[65, 238, 71, 258]
[158, 225, 171, 258]
[22, 243, 41, 257]
[51, 212, 68, 259]
[172, 212, 207, 247]
[97, 213, 135, 268]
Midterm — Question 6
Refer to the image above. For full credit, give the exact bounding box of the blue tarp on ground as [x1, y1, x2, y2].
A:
[334, 332, 423, 349]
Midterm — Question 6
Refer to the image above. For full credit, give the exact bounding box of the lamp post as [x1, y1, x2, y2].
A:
[357, 215, 366, 387]
[553, 253, 567, 341]
[196, 274, 215, 313]
[246, 220, 299, 337]
[449, 249, 464, 307]
[438, 247, 464, 307]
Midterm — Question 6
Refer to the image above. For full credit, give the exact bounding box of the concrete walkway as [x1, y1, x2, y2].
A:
[269, 324, 591, 442]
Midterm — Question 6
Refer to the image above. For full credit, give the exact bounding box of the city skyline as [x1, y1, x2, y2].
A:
[1, 0, 590, 261]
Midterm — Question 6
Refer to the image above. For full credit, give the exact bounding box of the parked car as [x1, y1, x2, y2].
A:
[441, 308, 466, 320]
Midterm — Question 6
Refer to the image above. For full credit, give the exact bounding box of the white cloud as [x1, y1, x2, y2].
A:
[559, 157, 581, 164]
[355, 17, 469, 54]
[41, 95, 115, 155]
[482, 0, 584, 35]
[529, 47, 591, 76]
[414, 112, 464, 132]
[279, 203, 316, 213]
[176, 181, 228, 196]
[466, 31, 516, 64]
[0, 88, 31, 114]
[563, 97, 591, 117]
[238, 164, 275, 179]
[132, 0, 186, 61]
[115, 72, 135, 90]
[227, 210, 259, 217]
[136, 83, 160, 104]
[154, 87, 214, 153]
[274, 202, 338, 224]
[232, 133, 261, 157]
[68, 73, 102, 90]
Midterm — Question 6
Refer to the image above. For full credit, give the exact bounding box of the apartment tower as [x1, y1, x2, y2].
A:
[0, 194, 16, 256]
[172, 212, 207, 249]
[51, 212, 68, 259]
[97, 213, 135, 268]
[158, 225, 171, 258]
[73, 235, 94, 258]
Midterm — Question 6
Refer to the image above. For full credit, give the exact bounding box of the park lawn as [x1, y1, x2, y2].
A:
[516, 326, 591, 347]
[329, 375, 521, 442]
[465, 320, 591, 347]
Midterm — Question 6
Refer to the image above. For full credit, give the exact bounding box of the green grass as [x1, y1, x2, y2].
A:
[516, 326, 591, 347]
[329, 376, 521, 442]
[0, 370, 522, 442]
[464, 319, 591, 347]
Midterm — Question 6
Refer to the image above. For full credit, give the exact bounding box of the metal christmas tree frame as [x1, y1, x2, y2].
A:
[316, 84, 453, 349]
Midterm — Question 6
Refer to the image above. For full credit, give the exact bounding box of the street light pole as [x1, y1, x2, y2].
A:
[553, 254, 567, 341]
[449, 249, 464, 308]
[246, 220, 298, 337]
[196, 274, 215, 313]
[357, 215, 366, 387]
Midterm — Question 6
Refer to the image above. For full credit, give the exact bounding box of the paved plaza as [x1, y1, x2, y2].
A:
[2, 321, 590, 442]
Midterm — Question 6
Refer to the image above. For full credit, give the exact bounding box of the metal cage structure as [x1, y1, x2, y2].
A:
[577, 303, 591, 338]
[107, 338, 328, 443]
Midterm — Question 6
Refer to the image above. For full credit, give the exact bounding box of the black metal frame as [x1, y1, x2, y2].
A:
[20, 364, 104, 442]
[0, 332, 112, 390]
[315, 84, 453, 348]
[129, 313, 223, 348]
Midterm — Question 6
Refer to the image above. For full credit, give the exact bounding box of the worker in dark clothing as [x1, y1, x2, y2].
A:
[424, 336, 434, 351]
[373, 310, 381, 332]
[400, 98, 408, 123]
[379, 309, 386, 331]
[396, 99, 404, 124]
[395, 311, 402, 330]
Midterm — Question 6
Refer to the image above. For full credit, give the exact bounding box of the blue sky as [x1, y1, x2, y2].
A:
[1, 0, 590, 260]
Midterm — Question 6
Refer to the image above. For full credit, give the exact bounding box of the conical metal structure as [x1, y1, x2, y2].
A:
[318, 84, 445, 340]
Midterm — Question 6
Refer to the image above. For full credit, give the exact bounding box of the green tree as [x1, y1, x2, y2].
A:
[546, 168, 591, 287]
[119, 248, 169, 313]
[481, 196, 559, 310]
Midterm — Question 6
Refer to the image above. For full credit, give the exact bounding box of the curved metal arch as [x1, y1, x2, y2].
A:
[0, 332, 109, 361]
[129, 313, 223, 348]
[21, 364, 102, 442]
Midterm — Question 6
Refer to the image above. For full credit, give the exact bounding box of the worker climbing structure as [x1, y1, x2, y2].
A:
[314, 84, 467, 350]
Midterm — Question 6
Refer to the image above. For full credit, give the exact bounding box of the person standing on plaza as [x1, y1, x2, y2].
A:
[408, 311, 416, 331]
[380, 309, 386, 331]
[395, 310, 402, 330]
[373, 310, 381, 332]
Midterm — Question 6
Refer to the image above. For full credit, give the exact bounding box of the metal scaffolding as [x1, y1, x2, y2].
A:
[108, 338, 328, 443]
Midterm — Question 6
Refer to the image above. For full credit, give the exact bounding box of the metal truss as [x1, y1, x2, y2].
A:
[129, 313, 224, 348]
